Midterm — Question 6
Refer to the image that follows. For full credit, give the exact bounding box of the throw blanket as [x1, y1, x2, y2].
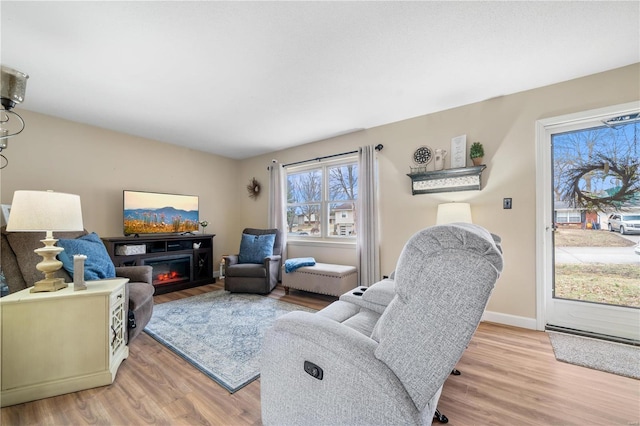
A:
[285, 257, 316, 273]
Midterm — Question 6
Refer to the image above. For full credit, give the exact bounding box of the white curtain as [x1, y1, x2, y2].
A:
[357, 145, 380, 286]
[268, 161, 287, 265]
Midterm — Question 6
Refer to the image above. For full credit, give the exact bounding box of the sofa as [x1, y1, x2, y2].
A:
[1, 227, 155, 343]
[260, 223, 504, 425]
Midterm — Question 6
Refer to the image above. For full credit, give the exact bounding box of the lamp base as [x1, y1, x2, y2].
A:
[31, 233, 68, 293]
[30, 277, 68, 293]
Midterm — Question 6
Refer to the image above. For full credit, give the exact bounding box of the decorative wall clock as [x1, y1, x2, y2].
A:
[413, 146, 433, 165]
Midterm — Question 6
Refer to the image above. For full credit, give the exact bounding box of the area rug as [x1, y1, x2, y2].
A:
[144, 290, 315, 393]
[547, 331, 640, 379]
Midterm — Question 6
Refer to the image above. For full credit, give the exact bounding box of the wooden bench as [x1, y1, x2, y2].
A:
[282, 263, 358, 297]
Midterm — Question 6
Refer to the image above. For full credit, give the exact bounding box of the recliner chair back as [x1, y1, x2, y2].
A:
[372, 223, 503, 409]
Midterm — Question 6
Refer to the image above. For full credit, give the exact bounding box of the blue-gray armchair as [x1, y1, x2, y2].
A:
[223, 228, 282, 294]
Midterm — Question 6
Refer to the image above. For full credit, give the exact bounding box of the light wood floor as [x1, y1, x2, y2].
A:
[2, 281, 639, 425]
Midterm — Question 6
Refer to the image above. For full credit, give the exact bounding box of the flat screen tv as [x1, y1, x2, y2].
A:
[123, 190, 199, 236]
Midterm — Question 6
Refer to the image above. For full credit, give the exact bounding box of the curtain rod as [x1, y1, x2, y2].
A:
[282, 144, 383, 168]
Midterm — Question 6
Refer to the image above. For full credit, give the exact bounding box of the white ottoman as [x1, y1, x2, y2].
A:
[282, 263, 358, 297]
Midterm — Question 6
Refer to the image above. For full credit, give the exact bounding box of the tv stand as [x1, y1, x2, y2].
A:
[102, 234, 215, 294]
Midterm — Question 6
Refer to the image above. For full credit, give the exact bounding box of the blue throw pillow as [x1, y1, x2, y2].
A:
[238, 233, 276, 264]
[57, 232, 116, 280]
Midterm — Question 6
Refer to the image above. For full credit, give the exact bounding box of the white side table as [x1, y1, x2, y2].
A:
[1, 278, 129, 407]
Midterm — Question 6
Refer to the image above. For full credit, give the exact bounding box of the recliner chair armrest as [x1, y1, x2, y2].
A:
[264, 254, 281, 264]
[261, 311, 435, 425]
[265, 254, 282, 284]
[224, 255, 239, 266]
[115, 265, 152, 285]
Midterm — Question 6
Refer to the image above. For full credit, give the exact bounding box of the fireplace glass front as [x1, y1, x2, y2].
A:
[143, 255, 192, 287]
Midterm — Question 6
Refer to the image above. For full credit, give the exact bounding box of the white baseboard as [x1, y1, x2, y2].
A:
[481, 310, 538, 330]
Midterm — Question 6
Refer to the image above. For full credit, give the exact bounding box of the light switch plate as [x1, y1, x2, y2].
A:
[503, 198, 512, 209]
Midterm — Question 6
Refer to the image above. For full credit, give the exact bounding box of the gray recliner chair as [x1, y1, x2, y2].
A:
[223, 228, 282, 294]
[260, 223, 504, 425]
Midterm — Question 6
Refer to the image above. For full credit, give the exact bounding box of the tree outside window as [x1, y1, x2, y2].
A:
[286, 160, 358, 238]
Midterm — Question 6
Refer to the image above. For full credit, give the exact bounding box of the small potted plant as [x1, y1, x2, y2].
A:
[470, 142, 484, 166]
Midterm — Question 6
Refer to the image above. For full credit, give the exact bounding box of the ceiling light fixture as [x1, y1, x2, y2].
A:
[0, 66, 29, 151]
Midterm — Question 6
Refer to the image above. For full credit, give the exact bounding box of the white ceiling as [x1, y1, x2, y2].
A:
[2, 1, 639, 159]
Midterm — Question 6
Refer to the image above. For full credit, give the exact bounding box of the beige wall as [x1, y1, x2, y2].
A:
[239, 64, 640, 324]
[1, 64, 637, 326]
[0, 111, 243, 265]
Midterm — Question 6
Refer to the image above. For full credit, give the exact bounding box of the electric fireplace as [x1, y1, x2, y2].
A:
[143, 255, 193, 286]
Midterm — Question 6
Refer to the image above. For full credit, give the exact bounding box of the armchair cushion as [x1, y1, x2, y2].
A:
[57, 232, 116, 280]
[226, 263, 268, 278]
[238, 232, 276, 264]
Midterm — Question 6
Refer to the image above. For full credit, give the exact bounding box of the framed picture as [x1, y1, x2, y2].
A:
[1, 204, 10, 226]
[450, 135, 467, 168]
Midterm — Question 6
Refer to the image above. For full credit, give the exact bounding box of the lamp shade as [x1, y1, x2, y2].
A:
[436, 202, 472, 225]
[6, 190, 84, 232]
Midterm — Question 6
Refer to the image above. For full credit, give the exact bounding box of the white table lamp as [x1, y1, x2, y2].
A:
[436, 202, 472, 225]
[6, 190, 84, 292]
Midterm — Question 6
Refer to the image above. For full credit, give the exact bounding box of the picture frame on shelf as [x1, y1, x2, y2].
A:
[450, 135, 467, 168]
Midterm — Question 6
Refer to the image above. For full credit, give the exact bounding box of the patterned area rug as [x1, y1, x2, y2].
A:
[144, 290, 315, 393]
[548, 332, 640, 379]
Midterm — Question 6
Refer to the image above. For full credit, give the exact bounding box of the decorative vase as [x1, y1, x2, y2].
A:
[434, 149, 447, 171]
[73, 255, 87, 291]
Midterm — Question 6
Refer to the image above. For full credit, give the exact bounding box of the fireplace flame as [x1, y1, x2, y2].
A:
[157, 271, 180, 281]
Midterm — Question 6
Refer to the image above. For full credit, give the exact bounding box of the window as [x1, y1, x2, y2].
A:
[286, 159, 358, 239]
[556, 210, 581, 223]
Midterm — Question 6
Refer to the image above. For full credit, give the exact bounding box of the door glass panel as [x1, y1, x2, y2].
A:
[552, 121, 640, 309]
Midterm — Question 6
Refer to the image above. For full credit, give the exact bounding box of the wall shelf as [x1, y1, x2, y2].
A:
[407, 165, 486, 195]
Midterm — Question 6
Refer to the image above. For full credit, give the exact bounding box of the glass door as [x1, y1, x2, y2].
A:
[537, 103, 640, 342]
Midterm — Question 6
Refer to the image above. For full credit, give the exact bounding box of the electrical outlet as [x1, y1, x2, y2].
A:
[503, 198, 512, 209]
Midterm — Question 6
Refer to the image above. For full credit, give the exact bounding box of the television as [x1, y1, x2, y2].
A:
[123, 190, 199, 236]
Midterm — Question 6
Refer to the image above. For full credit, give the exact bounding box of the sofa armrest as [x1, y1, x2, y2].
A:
[362, 278, 395, 306]
[339, 278, 396, 314]
[115, 265, 152, 285]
